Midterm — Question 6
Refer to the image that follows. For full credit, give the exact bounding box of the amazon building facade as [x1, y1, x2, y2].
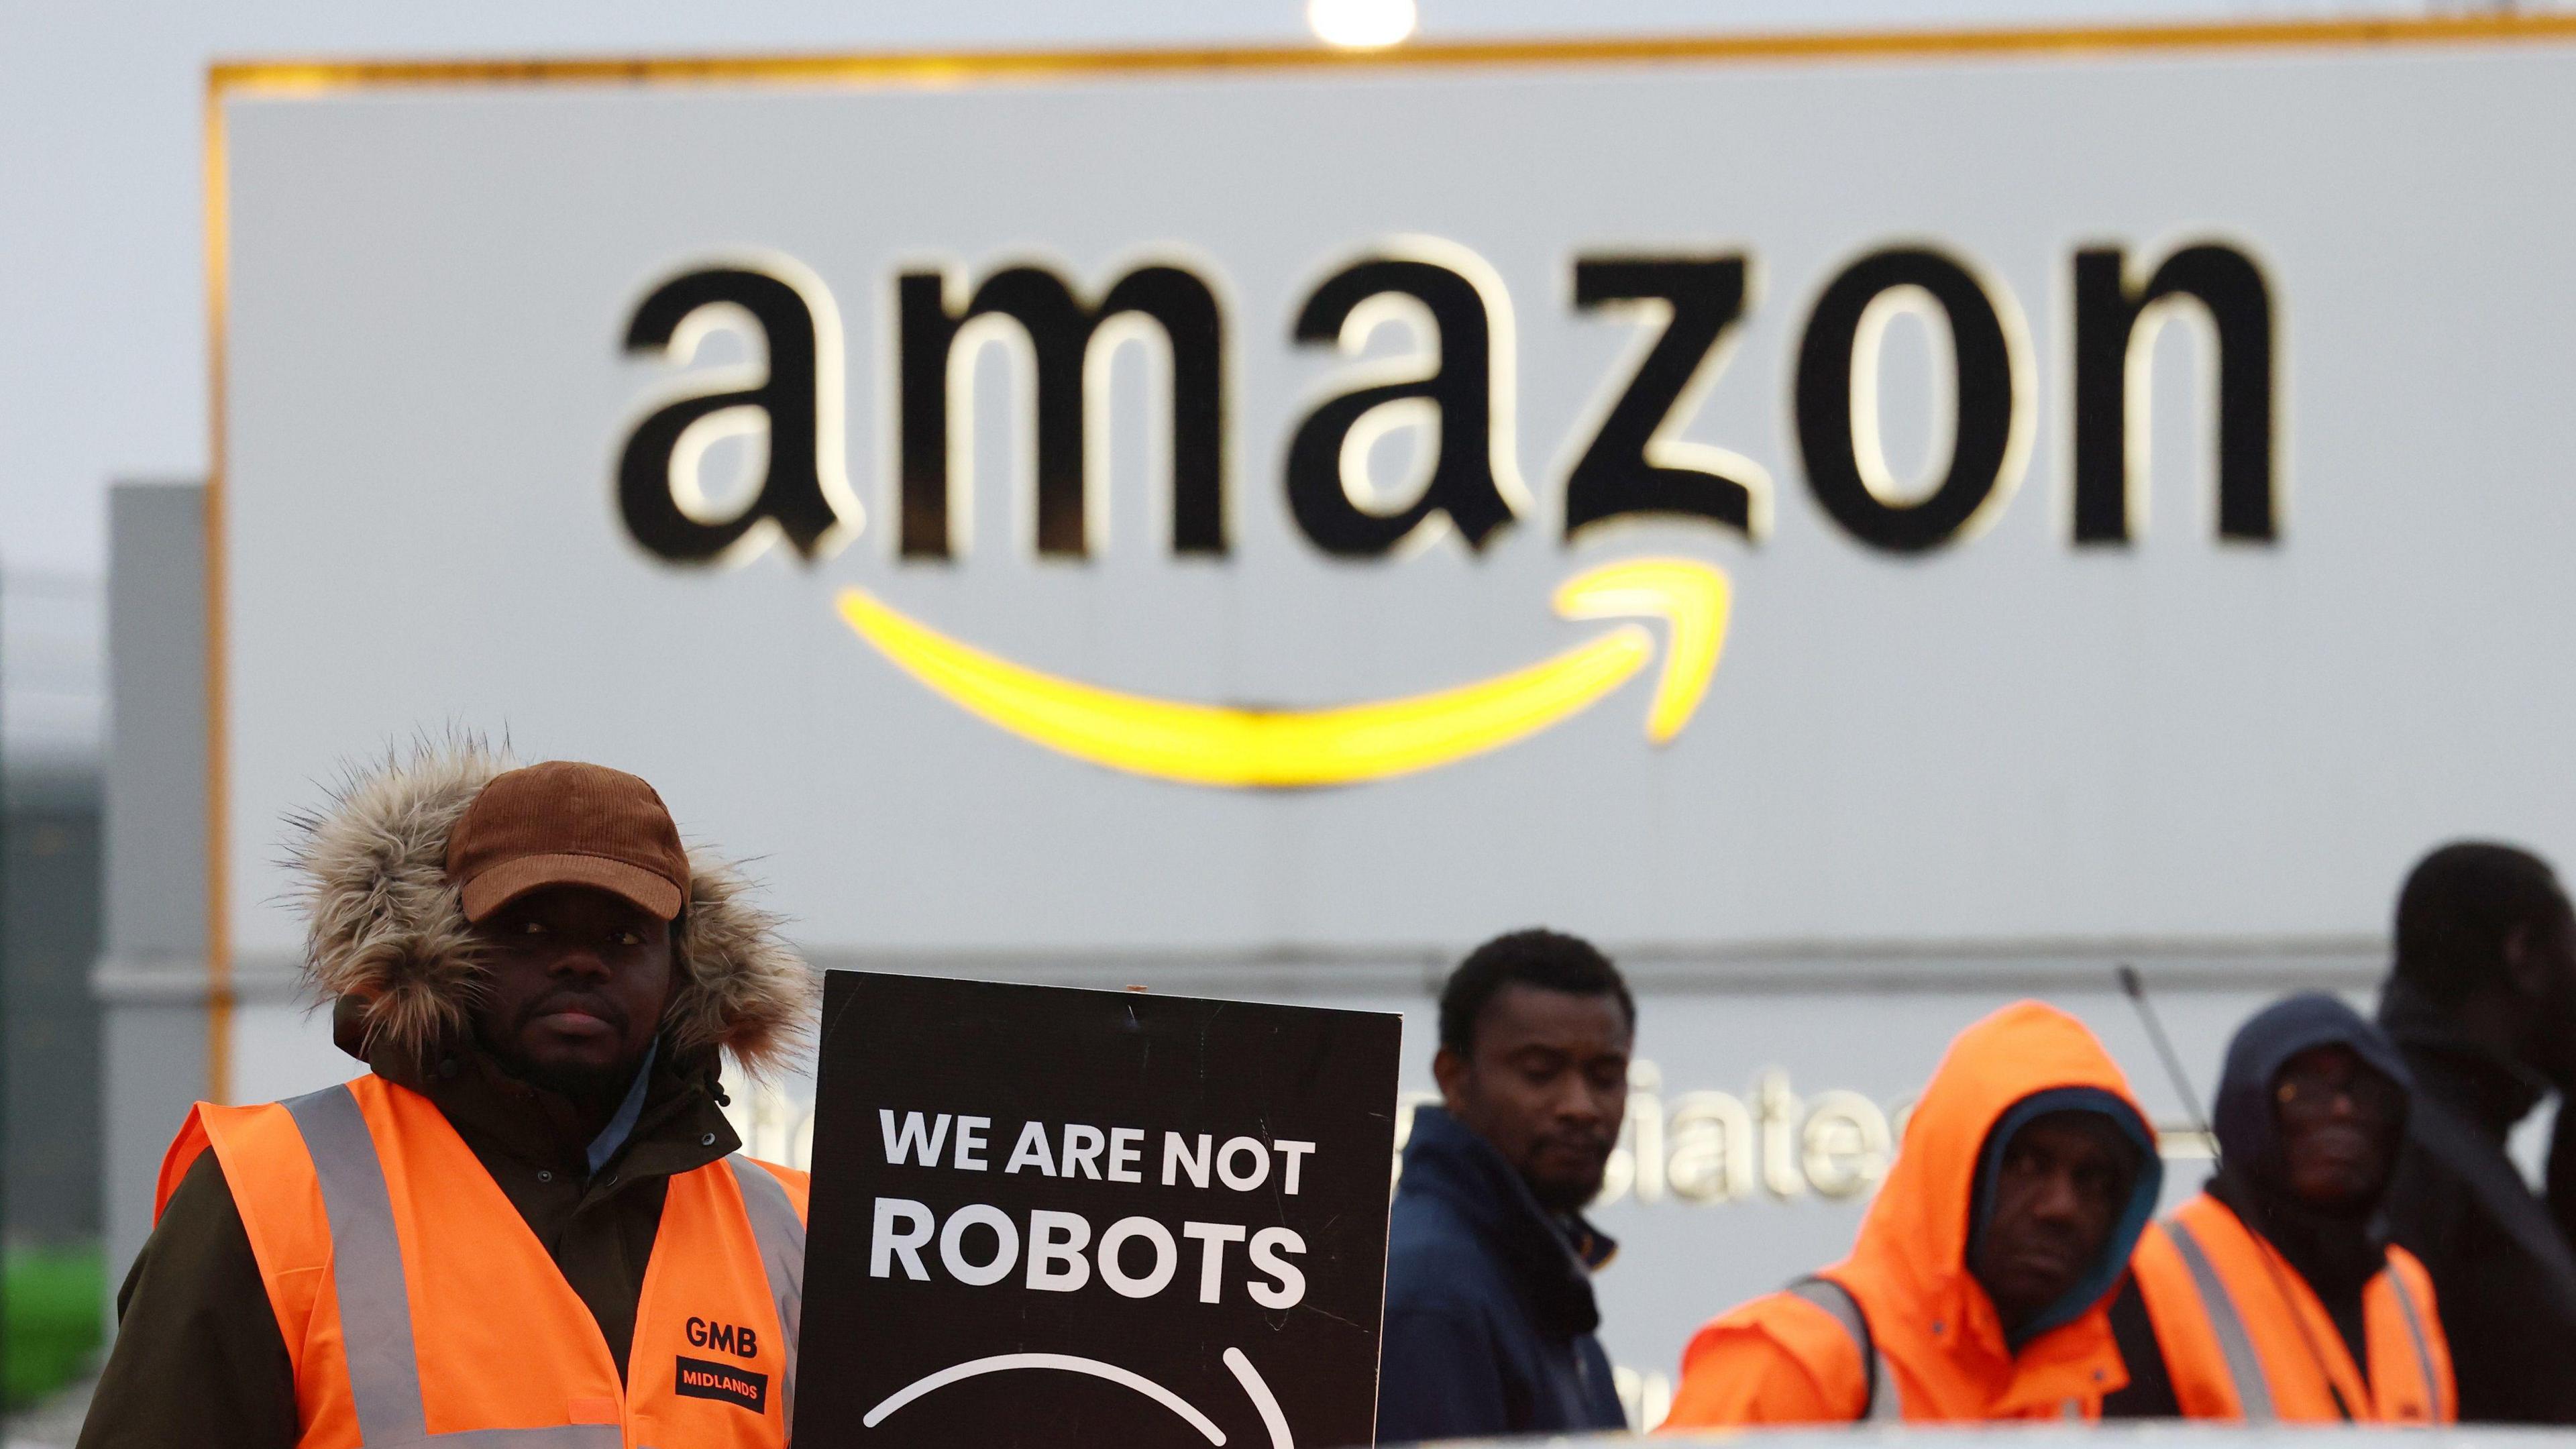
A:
[96, 17, 2576, 1415]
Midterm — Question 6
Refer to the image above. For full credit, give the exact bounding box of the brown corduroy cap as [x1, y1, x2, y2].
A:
[445, 761, 690, 922]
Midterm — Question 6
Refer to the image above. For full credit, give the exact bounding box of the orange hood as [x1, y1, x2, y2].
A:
[1823, 1000, 2160, 1418]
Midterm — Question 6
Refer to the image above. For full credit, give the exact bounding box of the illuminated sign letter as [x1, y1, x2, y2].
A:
[2071, 243, 2278, 544]
[1284, 241, 1525, 556]
[897, 264, 1226, 559]
[1563, 256, 1770, 543]
[1794, 247, 2029, 553]
[616, 261, 856, 566]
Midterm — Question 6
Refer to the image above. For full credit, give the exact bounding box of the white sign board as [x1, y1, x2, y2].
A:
[220, 32, 2576, 969]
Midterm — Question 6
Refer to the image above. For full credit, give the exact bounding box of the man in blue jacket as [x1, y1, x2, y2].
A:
[1378, 928, 1634, 1441]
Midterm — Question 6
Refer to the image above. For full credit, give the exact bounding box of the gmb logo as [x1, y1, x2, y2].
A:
[686, 1315, 760, 1358]
[612, 235, 2277, 788]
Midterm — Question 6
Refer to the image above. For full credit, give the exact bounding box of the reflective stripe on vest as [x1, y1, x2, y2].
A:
[284, 1085, 623, 1448]
[724, 1158, 806, 1428]
[2163, 1218, 2277, 1422]
[2383, 1265, 2440, 1422]
[1784, 1277, 1902, 1421]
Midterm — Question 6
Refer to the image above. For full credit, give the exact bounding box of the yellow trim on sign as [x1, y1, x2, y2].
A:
[203, 11, 2576, 1089]
[207, 13, 2576, 97]
[835, 559, 1729, 788]
[203, 74, 234, 1104]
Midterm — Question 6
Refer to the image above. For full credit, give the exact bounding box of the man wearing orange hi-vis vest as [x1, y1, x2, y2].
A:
[1661, 1002, 2163, 1425]
[2106, 994, 2454, 1424]
[78, 746, 814, 1449]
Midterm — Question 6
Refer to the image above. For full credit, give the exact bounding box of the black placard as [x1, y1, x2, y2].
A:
[793, 971, 1404, 1449]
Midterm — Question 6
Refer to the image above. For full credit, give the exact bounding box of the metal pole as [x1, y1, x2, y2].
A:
[2, 562, 14, 1409]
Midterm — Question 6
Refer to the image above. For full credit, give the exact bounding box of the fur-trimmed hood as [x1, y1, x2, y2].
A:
[286, 739, 812, 1077]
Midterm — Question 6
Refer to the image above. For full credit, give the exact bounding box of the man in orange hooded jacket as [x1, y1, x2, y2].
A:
[1663, 1002, 2163, 1424]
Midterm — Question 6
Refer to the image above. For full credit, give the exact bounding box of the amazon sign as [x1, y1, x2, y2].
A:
[611, 238, 2273, 786]
[215, 28, 2576, 1046]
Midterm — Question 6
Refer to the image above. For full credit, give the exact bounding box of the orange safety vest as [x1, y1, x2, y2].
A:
[156, 1074, 808, 1448]
[2130, 1193, 2451, 1424]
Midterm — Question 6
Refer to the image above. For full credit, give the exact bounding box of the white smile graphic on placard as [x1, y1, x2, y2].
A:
[861, 1346, 1293, 1449]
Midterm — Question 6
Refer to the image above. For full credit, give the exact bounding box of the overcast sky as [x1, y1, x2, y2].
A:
[0, 0, 2526, 582]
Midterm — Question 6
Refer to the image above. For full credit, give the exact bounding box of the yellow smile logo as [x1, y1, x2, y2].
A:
[834, 557, 1730, 788]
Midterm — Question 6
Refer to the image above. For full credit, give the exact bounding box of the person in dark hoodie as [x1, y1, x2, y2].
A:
[2372, 841, 2576, 1423]
[2110, 994, 2452, 1422]
[1377, 929, 1633, 1441]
